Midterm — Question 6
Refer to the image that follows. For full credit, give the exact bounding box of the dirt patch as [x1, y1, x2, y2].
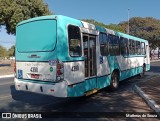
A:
[0, 60, 14, 76]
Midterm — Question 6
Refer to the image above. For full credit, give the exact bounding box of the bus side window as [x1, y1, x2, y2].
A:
[136, 41, 141, 55]
[99, 33, 108, 56]
[120, 37, 128, 55]
[109, 34, 120, 56]
[128, 39, 132, 55]
[68, 25, 82, 57]
[132, 40, 135, 55]
[141, 42, 145, 55]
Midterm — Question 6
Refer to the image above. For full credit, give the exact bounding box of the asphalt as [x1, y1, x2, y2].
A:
[0, 59, 160, 118]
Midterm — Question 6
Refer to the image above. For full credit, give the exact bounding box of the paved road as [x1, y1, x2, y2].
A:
[0, 62, 160, 121]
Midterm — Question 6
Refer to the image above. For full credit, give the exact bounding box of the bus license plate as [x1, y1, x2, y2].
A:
[31, 74, 40, 79]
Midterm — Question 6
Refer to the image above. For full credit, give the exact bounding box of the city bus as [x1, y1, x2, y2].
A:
[14, 15, 150, 97]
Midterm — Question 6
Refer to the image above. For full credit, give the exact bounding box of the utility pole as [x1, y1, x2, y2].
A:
[128, 8, 130, 34]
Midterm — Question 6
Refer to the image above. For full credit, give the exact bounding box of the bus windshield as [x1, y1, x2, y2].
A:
[16, 19, 57, 52]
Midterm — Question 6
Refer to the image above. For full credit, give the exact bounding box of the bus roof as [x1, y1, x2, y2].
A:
[17, 15, 58, 26]
[17, 15, 148, 44]
[116, 31, 148, 43]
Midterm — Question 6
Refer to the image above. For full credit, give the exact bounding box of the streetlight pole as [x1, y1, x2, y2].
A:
[128, 8, 130, 34]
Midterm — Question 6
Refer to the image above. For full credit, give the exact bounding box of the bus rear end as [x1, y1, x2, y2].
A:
[14, 16, 68, 97]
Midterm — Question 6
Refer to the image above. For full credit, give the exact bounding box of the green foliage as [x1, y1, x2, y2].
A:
[0, 45, 7, 57]
[119, 17, 160, 48]
[81, 19, 125, 32]
[8, 45, 15, 56]
[0, 45, 15, 58]
[0, 0, 52, 34]
[106, 24, 124, 33]
[82, 17, 160, 48]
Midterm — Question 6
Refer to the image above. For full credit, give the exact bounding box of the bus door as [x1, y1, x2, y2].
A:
[83, 35, 97, 89]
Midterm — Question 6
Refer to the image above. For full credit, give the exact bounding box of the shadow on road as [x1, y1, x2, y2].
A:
[149, 66, 160, 73]
[8, 85, 89, 112]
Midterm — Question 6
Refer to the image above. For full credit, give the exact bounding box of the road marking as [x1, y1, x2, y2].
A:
[0, 74, 14, 79]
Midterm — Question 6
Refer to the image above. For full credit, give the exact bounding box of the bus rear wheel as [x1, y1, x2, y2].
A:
[109, 72, 119, 91]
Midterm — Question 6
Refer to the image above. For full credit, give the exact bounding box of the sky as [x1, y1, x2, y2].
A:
[1, 0, 160, 49]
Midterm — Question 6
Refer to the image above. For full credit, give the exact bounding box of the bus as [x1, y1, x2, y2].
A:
[14, 15, 150, 97]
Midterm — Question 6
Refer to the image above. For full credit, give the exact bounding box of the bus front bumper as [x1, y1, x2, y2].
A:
[14, 78, 68, 97]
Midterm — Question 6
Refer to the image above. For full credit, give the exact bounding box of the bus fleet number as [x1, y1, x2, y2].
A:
[71, 65, 79, 72]
[30, 67, 38, 72]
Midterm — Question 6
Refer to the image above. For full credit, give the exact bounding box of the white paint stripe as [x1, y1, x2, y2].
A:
[0, 74, 14, 79]
[81, 21, 96, 30]
[134, 85, 160, 116]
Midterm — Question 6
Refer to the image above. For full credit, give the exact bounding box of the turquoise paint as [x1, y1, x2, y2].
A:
[67, 78, 97, 97]
[67, 82, 85, 97]
[67, 75, 112, 97]
[17, 15, 57, 26]
[16, 50, 58, 61]
[120, 66, 143, 80]
[56, 15, 83, 61]
[16, 15, 84, 62]
[84, 78, 97, 91]
[97, 75, 111, 89]
[107, 56, 120, 73]
[146, 64, 150, 71]
[17, 79, 56, 85]
[116, 31, 148, 44]
[17, 20, 57, 52]
[95, 25, 106, 33]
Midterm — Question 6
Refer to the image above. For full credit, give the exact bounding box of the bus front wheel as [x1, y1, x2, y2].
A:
[109, 72, 119, 91]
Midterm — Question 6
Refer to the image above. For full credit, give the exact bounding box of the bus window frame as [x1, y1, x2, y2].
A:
[141, 42, 146, 55]
[108, 34, 120, 56]
[67, 24, 82, 57]
[120, 37, 129, 56]
[99, 32, 109, 56]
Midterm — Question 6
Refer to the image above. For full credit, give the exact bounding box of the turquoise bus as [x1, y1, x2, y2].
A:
[14, 15, 150, 97]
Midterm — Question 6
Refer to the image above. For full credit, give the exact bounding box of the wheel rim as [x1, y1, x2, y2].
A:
[112, 75, 118, 88]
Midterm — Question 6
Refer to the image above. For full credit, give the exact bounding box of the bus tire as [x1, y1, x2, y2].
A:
[139, 65, 146, 78]
[109, 72, 119, 91]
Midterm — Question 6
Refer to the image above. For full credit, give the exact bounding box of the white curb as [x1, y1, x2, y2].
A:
[134, 85, 160, 116]
[0, 74, 14, 79]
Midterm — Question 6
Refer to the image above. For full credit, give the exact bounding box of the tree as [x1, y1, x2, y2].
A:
[119, 17, 160, 48]
[7, 45, 15, 57]
[0, 0, 52, 35]
[0, 45, 7, 58]
[106, 24, 124, 33]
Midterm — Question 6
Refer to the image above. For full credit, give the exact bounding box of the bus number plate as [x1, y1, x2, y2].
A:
[71, 65, 79, 72]
[30, 67, 38, 72]
[31, 74, 40, 79]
